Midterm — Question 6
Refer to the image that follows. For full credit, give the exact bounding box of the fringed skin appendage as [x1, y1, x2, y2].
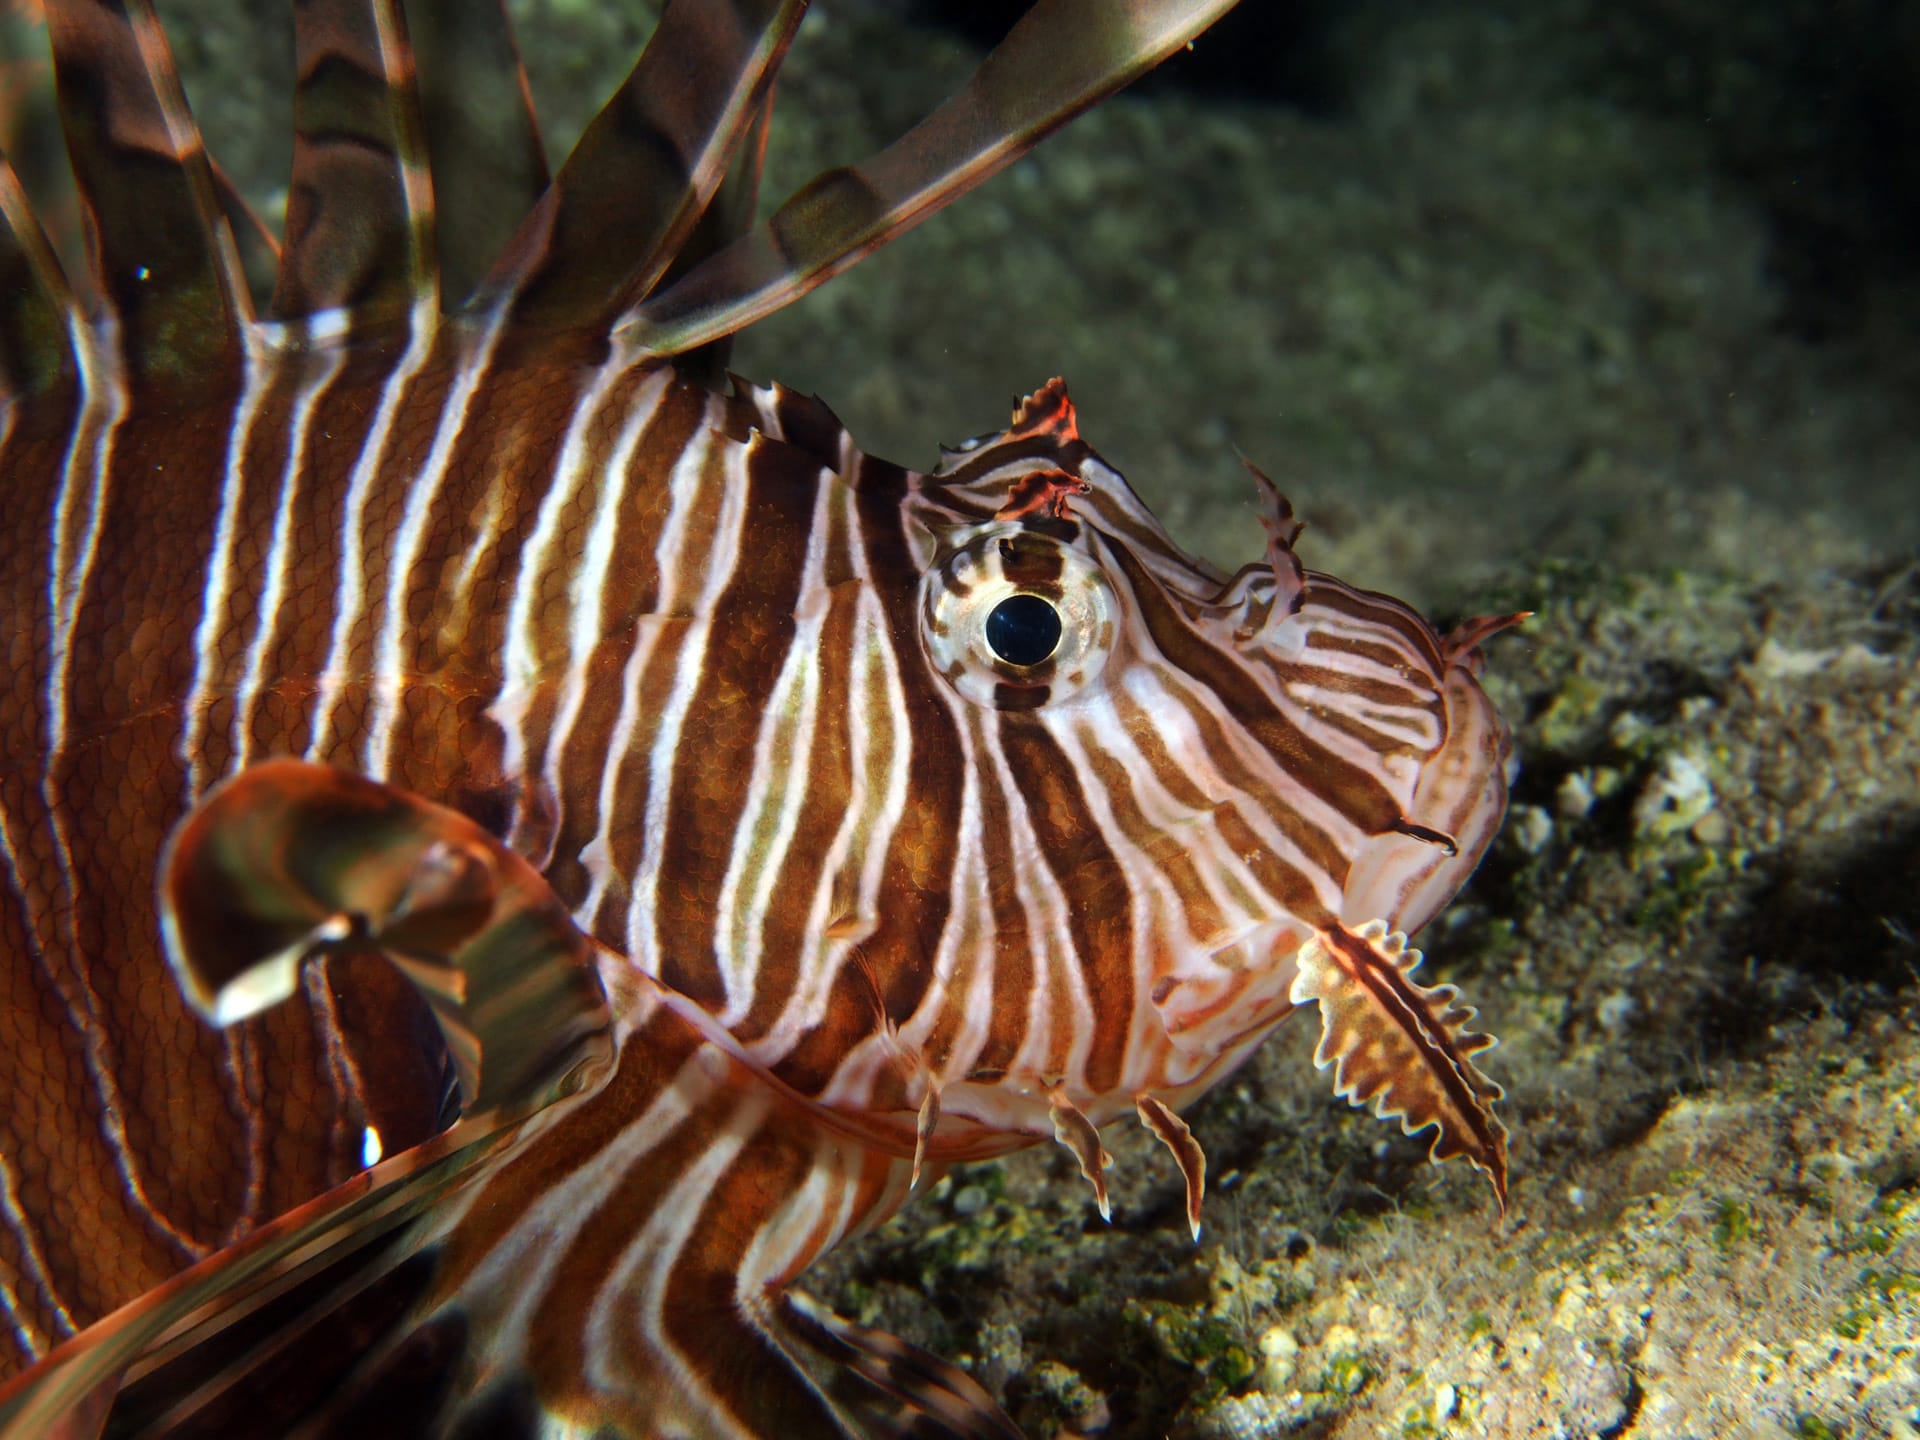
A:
[1049, 1092, 1115, 1221]
[1291, 921, 1509, 1212]
[1136, 1095, 1208, 1242]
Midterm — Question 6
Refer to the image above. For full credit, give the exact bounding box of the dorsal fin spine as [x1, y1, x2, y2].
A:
[619, 0, 1241, 358]
[44, 0, 250, 387]
[272, 0, 438, 325]
[473, 0, 808, 334]
[0, 152, 81, 398]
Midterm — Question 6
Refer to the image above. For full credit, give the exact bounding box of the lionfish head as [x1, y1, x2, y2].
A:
[914, 378, 1521, 1207]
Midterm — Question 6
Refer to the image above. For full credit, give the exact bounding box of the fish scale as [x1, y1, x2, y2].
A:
[0, 2, 1518, 1436]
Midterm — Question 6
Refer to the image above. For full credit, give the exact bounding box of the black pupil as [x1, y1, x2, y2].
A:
[984, 594, 1062, 667]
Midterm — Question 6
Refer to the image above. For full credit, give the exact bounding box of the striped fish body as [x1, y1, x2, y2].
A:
[0, 2, 1515, 1435]
[0, 316, 1002, 1435]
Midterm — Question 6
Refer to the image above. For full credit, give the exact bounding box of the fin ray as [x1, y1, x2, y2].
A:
[0, 151, 79, 399]
[620, 0, 1240, 357]
[44, 0, 250, 385]
[405, 0, 550, 303]
[775, 1291, 1026, 1440]
[270, 0, 436, 323]
[476, 0, 806, 332]
[157, 760, 612, 1116]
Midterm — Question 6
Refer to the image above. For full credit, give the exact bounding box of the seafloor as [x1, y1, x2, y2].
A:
[13, 1, 1918, 1435]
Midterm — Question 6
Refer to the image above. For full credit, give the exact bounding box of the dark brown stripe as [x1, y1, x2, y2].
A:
[431, 1003, 703, 1302]
[1107, 684, 1212, 814]
[1134, 662, 1356, 895]
[592, 421, 740, 951]
[384, 353, 592, 822]
[654, 431, 823, 1007]
[1065, 712, 1228, 954]
[1212, 803, 1332, 928]
[0, 386, 82, 770]
[1306, 578, 1446, 675]
[731, 583, 859, 1044]
[1281, 658, 1432, 715]
[258, 335, 413, 759]
[658, 1119, 851, 1440]
[316, 330, 461, 766]
[519, 1068, 750, 1412]
[543, 376, 709, 904]
[201, 354, 302, 774]
[937, 432, 1092, 490]
[52, 386, 262, 1253]
[1101, 534, 1407, 839]
[775, 466, 964, 1095]
[961, 708, 1036, 1081]
[998, 713, 1133, 1097]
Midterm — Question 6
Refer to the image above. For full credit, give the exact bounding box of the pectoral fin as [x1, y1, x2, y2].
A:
[1290, 921, 1509, 1212]
[0, 762, 620, 1439]
[158, 758, 612, 1118]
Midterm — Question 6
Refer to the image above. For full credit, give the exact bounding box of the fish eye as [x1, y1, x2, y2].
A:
[920, 526, 1116, 710]
[984, 594, 1062, 667]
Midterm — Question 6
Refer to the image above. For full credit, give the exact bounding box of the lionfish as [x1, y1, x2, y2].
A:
[0, 1, 1521, 1435]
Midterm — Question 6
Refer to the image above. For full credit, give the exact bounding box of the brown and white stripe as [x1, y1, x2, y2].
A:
[0, 2, 1511, 1437]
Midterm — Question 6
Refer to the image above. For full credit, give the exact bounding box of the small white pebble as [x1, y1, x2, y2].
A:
[1608, 709, 1652, 748]
[1433, 1381, 1458, 1421]
[1596, 990, 1637, 1032]
[1632, 752, 1715, 839]
[1257, 1326, 1298, 1389]
[1258, 1326, 1298, 1359]
[1555, 769, 1596, 819]
[1689, 809, 1731, 846]
[1510, 804, 1553, 855]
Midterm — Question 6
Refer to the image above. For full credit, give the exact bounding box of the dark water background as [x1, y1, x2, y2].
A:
[737, 0, 1920, 614]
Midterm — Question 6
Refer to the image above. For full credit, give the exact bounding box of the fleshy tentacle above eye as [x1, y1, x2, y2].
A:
[996, 467, 1091, 522]
[1289, 920, 1510, 1213]
[1201, 456, 1307, 643]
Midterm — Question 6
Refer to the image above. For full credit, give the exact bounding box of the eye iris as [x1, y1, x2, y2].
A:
[984, 594, 1062, 667]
